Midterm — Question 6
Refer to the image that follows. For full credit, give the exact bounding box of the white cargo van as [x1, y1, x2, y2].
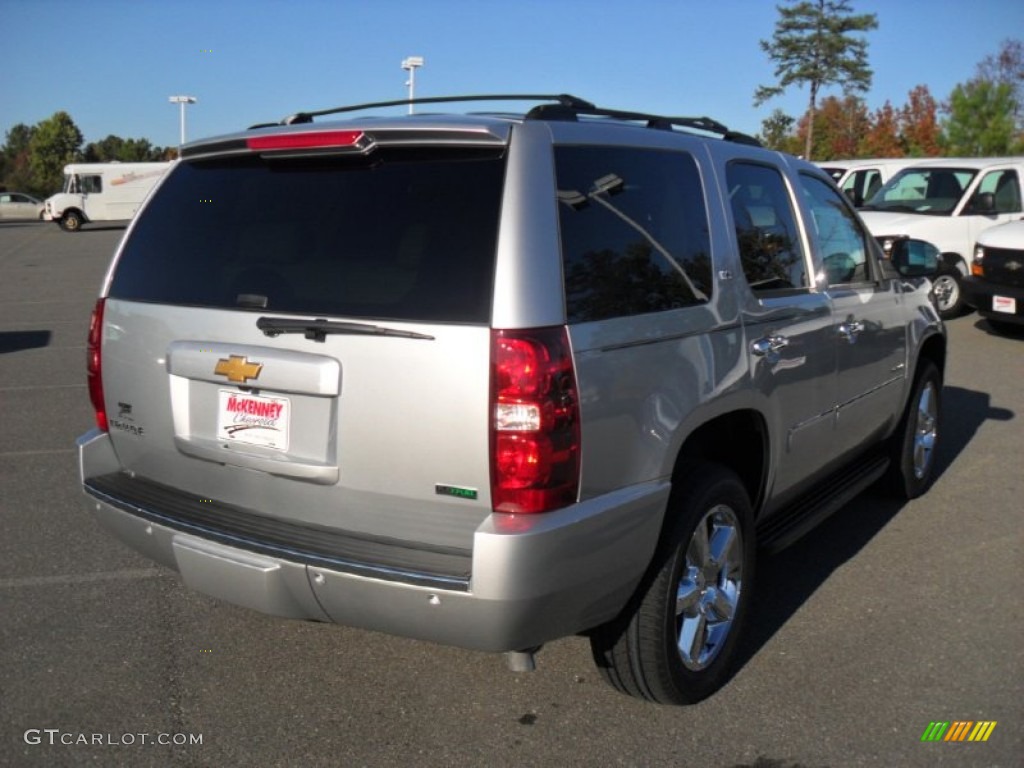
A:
[859, 157, 1024, 318]
[45, 162, 171, 231]
[816, 158, 925, 208]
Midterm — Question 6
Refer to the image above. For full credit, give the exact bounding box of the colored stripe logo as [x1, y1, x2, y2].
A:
[921, 721, 997, 742]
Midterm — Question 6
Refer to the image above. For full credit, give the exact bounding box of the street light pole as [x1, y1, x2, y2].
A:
[168, 95, 197, 147]
[401, 57, 424, 114]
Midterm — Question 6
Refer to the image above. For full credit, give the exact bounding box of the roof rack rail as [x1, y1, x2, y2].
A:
[248, 93, 760, 146]
[525, 102, 761, 145]
[260, 94, 594, 127]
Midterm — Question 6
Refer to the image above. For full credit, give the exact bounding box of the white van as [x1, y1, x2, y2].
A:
[859, 157, 1024, 318]
[816, 158, 924, 208]
[45, 162, 171, 232]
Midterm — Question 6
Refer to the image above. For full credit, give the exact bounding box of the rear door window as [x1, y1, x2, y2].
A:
[555, 146, 712, 323]
[727, 161, 809, 294]
[109, 149, 506, 324]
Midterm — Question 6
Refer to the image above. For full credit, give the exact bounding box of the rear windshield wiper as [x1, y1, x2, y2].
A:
[256, 316, 435, 342]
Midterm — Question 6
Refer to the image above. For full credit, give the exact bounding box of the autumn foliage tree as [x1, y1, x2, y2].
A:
[805, 95, 869, 158]
[900, 85, 942, 157]
[858, 102, 902, 157]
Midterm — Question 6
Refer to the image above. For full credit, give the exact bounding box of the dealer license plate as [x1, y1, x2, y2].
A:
[217, 390, 290, 451]
[993, 295, 1017, 314]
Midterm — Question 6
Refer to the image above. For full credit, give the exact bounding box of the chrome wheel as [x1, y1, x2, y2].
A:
[931, 273, 959, 315]
[675, 504, 744, 671]
[590, 464, 754, 703]
[912, 381, 938, 480]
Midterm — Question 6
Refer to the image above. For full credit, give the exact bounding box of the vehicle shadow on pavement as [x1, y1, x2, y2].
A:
[974, 317, 1024, 339]
[0, 330, 51, 353]
[75, 224, 129, 233]
[733, 384, 1014, 675]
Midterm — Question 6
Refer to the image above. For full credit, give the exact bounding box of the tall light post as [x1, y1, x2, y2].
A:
[401, 57, 424, 114]
[168, 95, 197, 147]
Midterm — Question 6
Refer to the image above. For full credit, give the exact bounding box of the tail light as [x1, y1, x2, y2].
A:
[87, 298, 107, 432]
[490, 327, 580, 514]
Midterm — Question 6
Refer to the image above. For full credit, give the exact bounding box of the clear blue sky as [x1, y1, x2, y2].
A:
[2, 0, 1022, 148]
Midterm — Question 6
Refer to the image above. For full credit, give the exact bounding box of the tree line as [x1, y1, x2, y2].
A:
[0, 112, 176, 198]
[755, 2, 1023, 160]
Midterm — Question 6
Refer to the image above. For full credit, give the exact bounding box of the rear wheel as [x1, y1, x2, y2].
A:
[60, 211, 83, 232]
[590, 464, 755, 704]
[885, 360, 942, 499]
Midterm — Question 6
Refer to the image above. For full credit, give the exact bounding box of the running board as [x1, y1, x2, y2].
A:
[757, 455, 890, 554]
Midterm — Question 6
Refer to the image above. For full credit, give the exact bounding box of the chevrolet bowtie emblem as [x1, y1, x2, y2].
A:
[214, 355, 263, 383]
[1006, 259, 1022, 272]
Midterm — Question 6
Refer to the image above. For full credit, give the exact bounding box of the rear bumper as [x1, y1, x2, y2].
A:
[78, 429, 668, 652]
[962, 276, 1024, 324]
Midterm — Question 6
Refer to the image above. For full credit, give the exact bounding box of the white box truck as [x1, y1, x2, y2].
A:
[45, 162, 171, 231]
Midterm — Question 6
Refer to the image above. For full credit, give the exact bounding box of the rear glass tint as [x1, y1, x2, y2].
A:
[109, 149, 506, 323]
[555, 146, 712, 323]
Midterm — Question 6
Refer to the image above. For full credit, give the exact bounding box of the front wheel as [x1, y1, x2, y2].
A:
[885, 360, 942, 500]
[590, 464, 755, 704]
[59, 211, 83, 232]
[931, 272, 964, 320]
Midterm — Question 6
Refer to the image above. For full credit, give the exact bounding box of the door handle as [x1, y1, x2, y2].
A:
[751, 335, 790, 356]
[838, 320, 865, 341]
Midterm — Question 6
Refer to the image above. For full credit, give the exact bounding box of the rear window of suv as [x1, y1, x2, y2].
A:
[555, 146, 712, 323]
[108, 148, 506, 324]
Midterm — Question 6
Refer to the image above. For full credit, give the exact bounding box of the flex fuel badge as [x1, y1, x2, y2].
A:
[436, 484, 478, 501]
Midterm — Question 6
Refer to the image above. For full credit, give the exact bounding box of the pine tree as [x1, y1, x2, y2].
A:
[755, 0, 878, 160]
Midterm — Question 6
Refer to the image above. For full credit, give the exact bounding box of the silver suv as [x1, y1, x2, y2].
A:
[78, 95, 946, 704]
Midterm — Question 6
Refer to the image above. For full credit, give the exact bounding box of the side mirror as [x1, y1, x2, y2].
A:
[969, 191, 995, 214]
[889, 238, 941, 278]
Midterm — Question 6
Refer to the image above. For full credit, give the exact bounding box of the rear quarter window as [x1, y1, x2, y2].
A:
[555, 146, 712, 323]
[108, 149, 506, 324]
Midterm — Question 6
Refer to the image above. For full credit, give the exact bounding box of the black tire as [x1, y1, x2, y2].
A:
[589, 464, 755, 704]
[931, 271, 965, 320]
[885, 360, 942, 500]
[60, 211, 83, 232]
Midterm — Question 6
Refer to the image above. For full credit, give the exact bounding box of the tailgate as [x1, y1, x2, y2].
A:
[91, 134, 509, 555]
[99, 302, 493, 552]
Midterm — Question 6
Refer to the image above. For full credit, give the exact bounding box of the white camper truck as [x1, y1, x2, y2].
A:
[45, 162, 171, 231]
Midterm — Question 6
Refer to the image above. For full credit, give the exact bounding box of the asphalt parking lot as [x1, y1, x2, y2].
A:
[1, 220, 1021, 768]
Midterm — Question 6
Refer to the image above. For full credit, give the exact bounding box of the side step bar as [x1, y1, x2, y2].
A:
[757, 455, 890, 554]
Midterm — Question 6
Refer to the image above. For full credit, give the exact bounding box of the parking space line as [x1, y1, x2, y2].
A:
[0, 568, 165, 590]
[0, 384, 85, 391]
[0, 448, 77, 457]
